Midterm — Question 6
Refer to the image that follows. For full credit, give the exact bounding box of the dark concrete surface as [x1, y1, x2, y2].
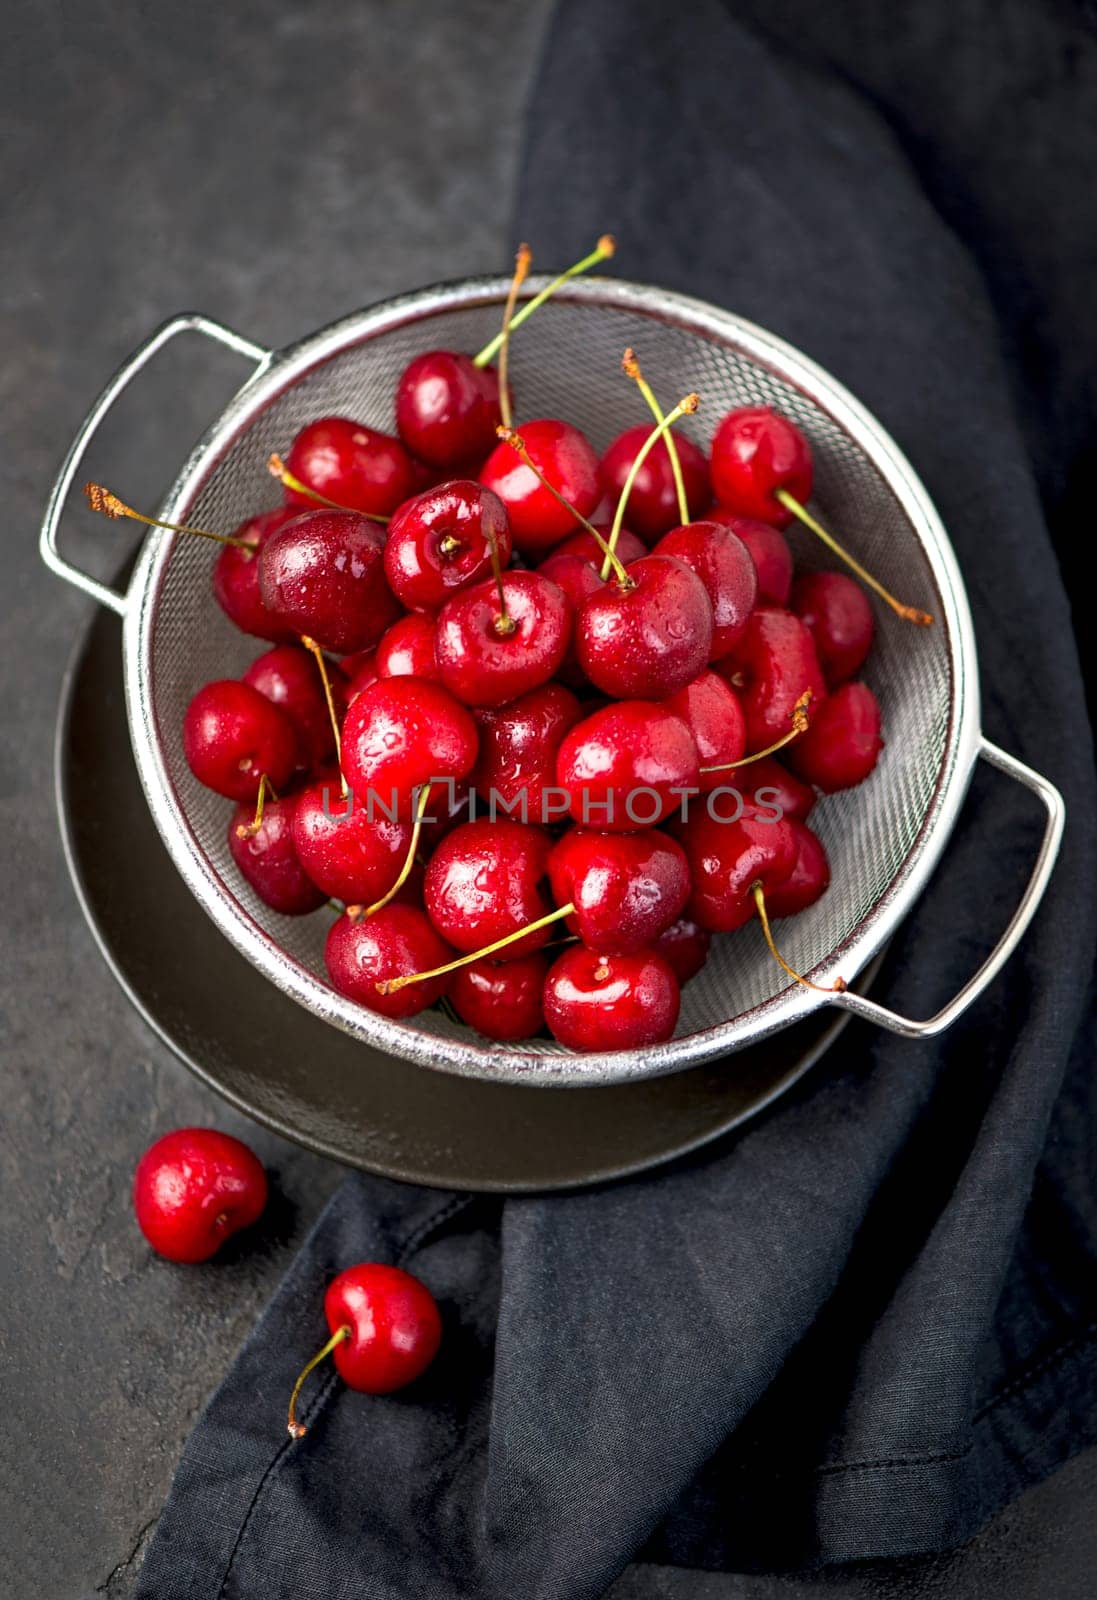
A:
[2, 4, 1094, 1598]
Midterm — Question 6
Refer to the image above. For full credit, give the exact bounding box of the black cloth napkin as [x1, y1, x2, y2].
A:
[134, 1, 1097, 1594]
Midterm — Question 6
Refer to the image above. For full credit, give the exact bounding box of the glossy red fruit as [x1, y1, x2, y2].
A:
[383, 481, 511, 613]
[450, 953, 548, 1041]
[710, 406, 812, 527]
[133, 1128, 268, 1264]
[183, 679, 298, 801]
[228, 794, 327, 915]
[543, 946, 681, 1051]
[425, 819, 553, 957]
[211, 508, 300, 642]
[735, 757, 816, 824]
[720, 607, 827, 753]
[765, 821, 831, 917]
[395, 351, 503, 469]
[258, 511, 401, 654]
[243, 644, 345, 770]
[653, 917, 711, 985]
[664, 670, 746, 793]
[600, 425, 710, 543]
[554, 524, 647, 568]
[479, 418, 602, 555]
[292, 780, 413, 903]
[325, 903, 455, 1019]
[536, 551, 605, 688]
[435, 571, 570, 708]
[654, 520, 757, 659]
[576, 554, 714, 699]
[342, 650, 380, 702]
[470, 683, 583, 822]
[790, 571, 874, 685]
[707, 510, 794, 606]
[341, 678, 479, 817]
[285, 417, 418, 518]
[548, 827, 690, 954]
[677, 814, 798, 932]
[556, 701, 700, 831]
[786, 681, 883, 792]
[322, 1262, 442, 1393]
[375, 613, 440, 681]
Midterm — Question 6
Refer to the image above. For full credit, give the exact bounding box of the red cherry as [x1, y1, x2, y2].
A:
[435, 571, 571, 708]
[786, 681, 883, 792]
[424, 819, 553, 957]
[183, 679, 298, 801]
[535, 550, 606, 688]
[576, 553, 714, 699]
[470, 682, 583, 821]
[719, 607, 827, 753]
[765, 821, 831, 917]
[258, 511, 401, 654]
[292, 780, 413, 904]
[228, 793, 327, 915]
[211, 508, 300, 642]
[243, 644, 346, 770]
[325, 903, 455, 1019]
[735, 756, 816, 824]
[706, 510, 793, 606]
[375, 613, 440, 681]
[341, 650, 380, 702]
[790, 571, 875, 685]
[285, 417, 418, 518]
[479, 418, 601, 556]
[710, 406, 812, 526]
[450, 953, 548, 1041]
[663, 670, 746, 792]
[676, 813, 798, 932]
[653, 917, 711, 985]
[600, 425, 710, 543]
[133, 1128, 267, 1264]
[340, 678, 479, 816]
[654, 520, 757, 659]
[543, 946, 680, 1051]
[556, 701, 700, 831]
[383, 481, 512, 613]
[554, 523, 647, 568]
[547, 827, 690, 953]
[395, 351, 503, 468]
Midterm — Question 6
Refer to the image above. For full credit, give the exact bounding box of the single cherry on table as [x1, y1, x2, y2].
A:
[133, 1128, 268, 1264]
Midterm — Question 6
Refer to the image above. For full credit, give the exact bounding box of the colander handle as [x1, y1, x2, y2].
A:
[832, 738, 1065, 1038]
[39, 314, 272, 616]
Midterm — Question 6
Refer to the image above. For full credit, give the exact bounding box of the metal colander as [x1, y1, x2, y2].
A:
[41, 277, 1064, 1086]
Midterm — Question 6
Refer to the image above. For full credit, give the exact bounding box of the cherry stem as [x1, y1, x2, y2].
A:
[497, 242, 532, 432]
[751, 882, 847, 995]
[287, 1323, 351, 1439]
[622, 348, 689, 525]
[235, 773, 278, 838]
[84, 484, 254, 550]
[473, 234, 616, 368]
[700, 691, 813, 773]
[267, 454, 389, 525]
[602, 392, 701, 580]
[495, 425, 632, 587]
[377, 902, 575, 995]
[299, 635, 347, 797]
[774, 489, 933, 626]
[349, 784, 433, 920]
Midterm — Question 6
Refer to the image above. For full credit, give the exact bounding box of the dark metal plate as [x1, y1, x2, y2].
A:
[54, 599, 874, 1192]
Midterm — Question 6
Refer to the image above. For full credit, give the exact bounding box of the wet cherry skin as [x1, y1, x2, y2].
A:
[535, 551, 605, 688]
[383, 481, 512, 613]
[719, 607, 827, 753]
[547, 826, 691, 954]
[479, 418, 602, 556]
[325, 903, 455, 1019]
[553, 524, 647, 568]
[706, 509, 794, 606]
[543, 946, 681, 1051]
[470, 682, 583, 822]
[555, 700, 700, 831]
[322, 1262, 443, 1394]
[424, 819, 553, 957]
[450, 953, 548, 1041]
[340, 678, 479, 817]
[375, 613, 440, 681]
[243, 643, 346, 770]
[600, 426, 710, 543]
[786, 681, 883, 792]
[575, 553, 714, 700]
[183, 679, 298, 801]
[675, 813, 798, 932]
[258, 511, 401, 655]
[790, 571, 874, 686]
[133, 1128, 268, 1264]
[653, 917, 711, 985]
[710, 406, 813, 527]
[435, 571, 571, 708]
[663, 670, 746, 793]
[395, 350, 504, 469]
[211, 508, 300, 642]
[734, 756, 816, 824]
[653, 520, 757, 659]
[764, 821, 831, 917]
[292, 780, 413, 904]
[284, 416, 418, 518]
[228, 793, 328, 915]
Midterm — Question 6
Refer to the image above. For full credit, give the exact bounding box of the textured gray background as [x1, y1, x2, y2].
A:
[2, 2, 1094, 1597]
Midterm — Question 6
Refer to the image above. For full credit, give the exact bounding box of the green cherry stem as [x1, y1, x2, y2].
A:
[377, 902, 575, 996]
[84, 484, 255, 550]
[752, 881, 847, 995]
[235, 773, 279, 839]
[622, 348, 689, 525]
[349, 783, 434, 921]
[496, 242, 532, 432]
[287, 1324, 351, 1439]
[494, 425, 633, 587]
[601, 392, 701, 581]
[299, 635, 348, 797]
[267, 454, 389, 525]
[774, 489, 933, 626]
[472, 234, 616, 368]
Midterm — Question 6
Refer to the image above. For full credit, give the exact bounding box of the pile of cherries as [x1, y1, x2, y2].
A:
[97, 239, 930, 1054]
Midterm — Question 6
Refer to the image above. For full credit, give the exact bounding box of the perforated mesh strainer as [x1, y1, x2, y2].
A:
[42, 278, 1064, 1086]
